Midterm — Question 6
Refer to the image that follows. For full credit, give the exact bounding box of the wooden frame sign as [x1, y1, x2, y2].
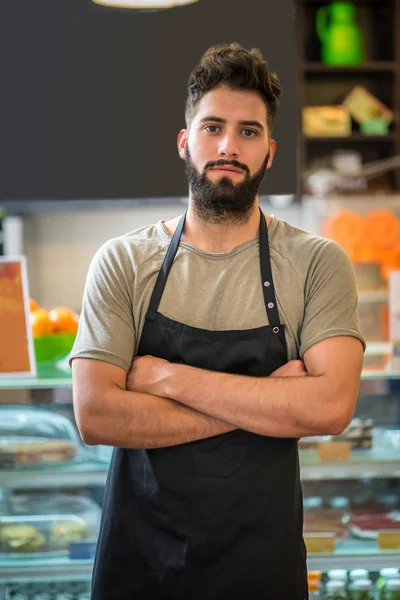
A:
[0, 256, 36, 377]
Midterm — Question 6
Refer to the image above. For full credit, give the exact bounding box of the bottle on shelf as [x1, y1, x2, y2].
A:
[327, 569, 348, 584]
[325, 579, 347, 599]
[349, 569, 370, 584]
[349, 578, 374, 600]
[308, 578, 321, 599]
[376, 570, 400, 599]
[308, 571, 323, 583]
[385, 579, 400, 600]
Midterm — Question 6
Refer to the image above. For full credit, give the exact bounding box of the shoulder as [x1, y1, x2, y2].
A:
[91, 221, 170, 276]
[269, 217, 352, 281]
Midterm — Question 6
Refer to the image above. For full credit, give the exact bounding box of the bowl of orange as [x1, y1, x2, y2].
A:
[30, 301, 79, 363]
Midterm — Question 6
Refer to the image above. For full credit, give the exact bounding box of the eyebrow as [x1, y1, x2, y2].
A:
[199, 116, 265, 131]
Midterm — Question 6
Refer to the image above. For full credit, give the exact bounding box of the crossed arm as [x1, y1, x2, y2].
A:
[72, 336, 363, 449]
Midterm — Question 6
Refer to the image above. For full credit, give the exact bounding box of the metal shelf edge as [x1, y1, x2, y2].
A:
[307, 553, 400, 571]
[301, 461, 400, 481]
[0, 561, 93, 582]
[1, 554, 399, 581]
[0, 467, 108, 489]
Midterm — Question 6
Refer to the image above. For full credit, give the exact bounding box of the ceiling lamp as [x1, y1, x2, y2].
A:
[92, 0, 199, 8]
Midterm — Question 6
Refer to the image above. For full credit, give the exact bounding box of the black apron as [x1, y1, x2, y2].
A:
[92, 210, 308, 600]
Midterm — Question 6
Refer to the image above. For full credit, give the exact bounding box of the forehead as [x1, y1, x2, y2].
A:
[193, 86, 268, 126]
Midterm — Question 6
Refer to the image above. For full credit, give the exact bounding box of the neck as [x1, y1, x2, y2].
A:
[164, 200, 271, 254]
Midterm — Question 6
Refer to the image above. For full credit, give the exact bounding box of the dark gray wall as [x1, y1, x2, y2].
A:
[2, 0, 298, 200]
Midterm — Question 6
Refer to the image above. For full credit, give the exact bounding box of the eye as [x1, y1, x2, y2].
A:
[204, 125, 220, 133]
[242, 129, 257, 137]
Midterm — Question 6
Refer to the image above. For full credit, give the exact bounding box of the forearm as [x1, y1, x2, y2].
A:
[163, 366, 354, 438]
[76, 385, 236, 449]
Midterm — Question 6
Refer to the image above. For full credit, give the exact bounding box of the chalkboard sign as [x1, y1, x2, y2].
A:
[2, 0, 298, 200]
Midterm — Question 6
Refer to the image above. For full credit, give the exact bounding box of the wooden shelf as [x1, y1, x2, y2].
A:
[303, 133, 396, 142]
[302, 62, 398, 73]
[297, 0, 400, 193]
[303, 0, 390, 4]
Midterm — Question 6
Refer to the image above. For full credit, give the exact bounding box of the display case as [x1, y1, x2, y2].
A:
[0, 406, 85, 469]
[0, 354, 399, 599]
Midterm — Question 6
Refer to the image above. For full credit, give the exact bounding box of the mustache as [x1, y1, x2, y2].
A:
[205, 160, 249, 174]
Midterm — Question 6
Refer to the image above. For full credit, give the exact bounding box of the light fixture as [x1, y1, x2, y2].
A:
[92, 0, 199, 8]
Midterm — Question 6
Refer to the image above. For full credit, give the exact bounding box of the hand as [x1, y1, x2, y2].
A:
[127, 355, 171, 396]
[270, 360, 307, 378]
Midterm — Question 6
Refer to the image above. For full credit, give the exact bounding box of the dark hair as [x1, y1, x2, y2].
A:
[185, 42, 282, 134]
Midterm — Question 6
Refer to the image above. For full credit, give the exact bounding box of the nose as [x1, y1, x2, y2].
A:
[217, 134, 239, 159]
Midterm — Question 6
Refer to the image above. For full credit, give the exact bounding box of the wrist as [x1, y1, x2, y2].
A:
[161, 362, 182, 399]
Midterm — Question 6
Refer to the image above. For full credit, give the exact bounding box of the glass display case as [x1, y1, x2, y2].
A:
[303, 196, 400, 346]
[0, 354, 399, 599]
[0, 405, 86, 469]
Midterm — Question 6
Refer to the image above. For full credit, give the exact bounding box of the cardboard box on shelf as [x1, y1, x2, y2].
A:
[302, 106, 351, 137]
[342, 86, 394, 126]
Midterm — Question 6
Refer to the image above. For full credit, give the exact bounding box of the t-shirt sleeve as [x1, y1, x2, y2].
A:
[69, 239, 135, 372]
[299, 238, 366, 359]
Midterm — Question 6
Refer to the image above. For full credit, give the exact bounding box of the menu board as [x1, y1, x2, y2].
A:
[0, 257, 36, 377]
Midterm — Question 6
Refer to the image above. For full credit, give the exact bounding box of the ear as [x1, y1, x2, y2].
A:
[177, 129, 188, 160]
[266, 139, 277, 169]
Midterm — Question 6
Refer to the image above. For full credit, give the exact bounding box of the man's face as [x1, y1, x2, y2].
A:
[178, 86, 276, 223]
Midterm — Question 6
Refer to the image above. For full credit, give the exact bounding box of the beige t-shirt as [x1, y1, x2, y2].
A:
[70, 215, 365, 371]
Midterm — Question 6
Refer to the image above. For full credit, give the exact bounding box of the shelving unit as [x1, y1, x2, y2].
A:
[308, 542, 400, 570]
[303, 61, 399, 72]
[1, 546, 399, 583]
[304, 134, 397, 143]
[0, 461, 108, 490]
[296, 0, 400, 193]
[0, 560, 93, 583]
[0, 453, 399, 490]
[303, 0, 385, 4]
[0, 354, 399, 587]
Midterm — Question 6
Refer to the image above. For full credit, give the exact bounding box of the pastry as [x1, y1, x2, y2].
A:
[300, 417, 373, 450]
[335, 417, 373, 449]
[0, 524, 46, 552]
[349, 511, 400, 540]
[299, 435, 332, 449]
[303, 509, 349, 538]
[0, 439, 76, 466]
[50, 520, 89, 549]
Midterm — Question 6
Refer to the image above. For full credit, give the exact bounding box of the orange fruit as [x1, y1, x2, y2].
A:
[31, 308, 55, 338]
[48, 306, 79, 334]
[322, 210, 364, 247]
[380, 242, 400, 281]
[29, 298, 39, 312]
[364, 210, 400, 250]
[353, 242, 382, 264]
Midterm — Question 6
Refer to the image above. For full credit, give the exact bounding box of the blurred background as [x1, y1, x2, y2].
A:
[1, 0, 400, 351]
[1, 1, 400, 599]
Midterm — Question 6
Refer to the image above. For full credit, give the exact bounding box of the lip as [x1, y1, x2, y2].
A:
[209, 166, 243, 174]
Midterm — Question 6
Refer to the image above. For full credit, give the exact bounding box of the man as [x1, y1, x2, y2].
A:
[71, 42, 365, 600]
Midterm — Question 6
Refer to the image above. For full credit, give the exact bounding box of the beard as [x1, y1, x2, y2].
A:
[184, 144, 270, 224]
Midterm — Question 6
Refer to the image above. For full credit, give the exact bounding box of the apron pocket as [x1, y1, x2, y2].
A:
[152, 431, 248, 478]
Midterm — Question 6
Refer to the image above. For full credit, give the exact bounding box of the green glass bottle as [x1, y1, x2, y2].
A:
[350, 579, 374, 600]
[386, 579, 400, 600]
[316, 2, 364, 66]
[326, 580, 347, 599]
[377, 570, 400, 599]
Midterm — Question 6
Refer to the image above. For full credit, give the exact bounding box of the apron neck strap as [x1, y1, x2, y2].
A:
[148, 208, 281, 329]
[259, 208, 281, 328]
[148, 211, 187, 313]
